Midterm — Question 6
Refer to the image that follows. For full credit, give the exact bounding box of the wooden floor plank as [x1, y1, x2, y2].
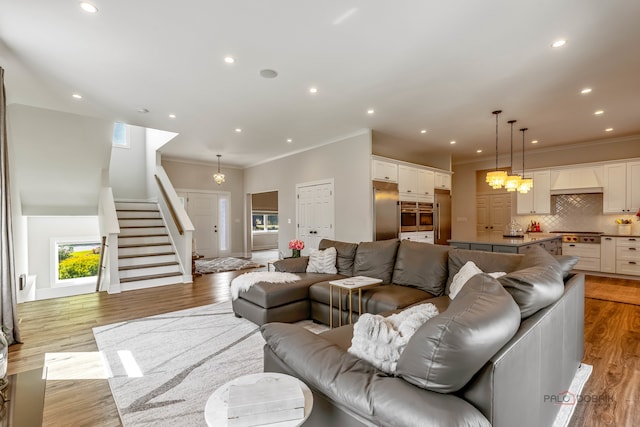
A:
[8, 272, 639, 427]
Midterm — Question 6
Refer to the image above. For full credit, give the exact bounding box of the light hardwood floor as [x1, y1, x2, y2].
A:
[8, 273, 639, 427]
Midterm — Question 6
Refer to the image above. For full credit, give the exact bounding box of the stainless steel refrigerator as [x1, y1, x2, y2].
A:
[434, 189, 451, 245]
[373, 181, 399, 241]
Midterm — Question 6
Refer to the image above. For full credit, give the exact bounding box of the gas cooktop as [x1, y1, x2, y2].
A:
[551, 231, 604, 244]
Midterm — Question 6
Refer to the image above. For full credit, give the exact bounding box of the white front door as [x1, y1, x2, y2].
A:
[296, 181, 335, 252]
[184, 192, 219, 258]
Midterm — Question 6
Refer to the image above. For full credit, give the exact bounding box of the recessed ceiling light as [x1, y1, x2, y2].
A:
[168, 114, 176, 119]
[594, 110, 604, 115]
[224, 56, 235, 64]
[450, 140, 456, 145]
[581, 88, 592, 94]
[367, 109, 375, 115]
[551, 39, 567, 48]
[72, 93, 82, 99]
[420, 130, 427, 134]
[286, 138, 293, 143]
[605, 128, 613, 132]
[531, 140, 539, 144]
[80, 2, 98, 13]
[235, 128, 242, 133]
[309, 87, 318, 94]
[476, 149, 482, 153]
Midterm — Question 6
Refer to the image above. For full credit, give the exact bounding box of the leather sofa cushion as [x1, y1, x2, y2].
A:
[310, 282, 433, 314]
[498, 245, 565, 318]
[392, 240, 450, 296]
[319, 239, 358, 276]
[353, 239, 399, 283]
[261, 323, 491, 427]
[445, 249, 522, 295]
[239, 273, 344, 308]
[554, 254, 579, 278]
[273, 256, 309, 273]
[396, 274, 520, 393]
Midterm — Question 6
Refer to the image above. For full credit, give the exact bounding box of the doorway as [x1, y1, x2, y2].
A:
[177, 191, 230, 258]
[296, 180, 335, 252]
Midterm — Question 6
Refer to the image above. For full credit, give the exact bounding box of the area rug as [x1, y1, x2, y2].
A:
[92, 301, 322, 426]
[195, 257, 263, 274]
[93, 301, 590, 427]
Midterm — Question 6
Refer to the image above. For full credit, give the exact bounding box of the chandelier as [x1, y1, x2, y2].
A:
[485, 110, 507, 189]
[213, 154, 225, 185]
[517, 128, 533, 194]
[504, 119, 522, 192]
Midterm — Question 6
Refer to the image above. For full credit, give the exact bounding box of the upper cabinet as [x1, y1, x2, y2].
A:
[603, 161, 640, 213]
[517, 170, 551, 214]
[417, 169, 435, 196]
[372, 159, 398, 182]
[435, 172, 451, 190]
[398, 165, 418, 194]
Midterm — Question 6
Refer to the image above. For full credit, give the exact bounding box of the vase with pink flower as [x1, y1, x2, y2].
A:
[288, 239, 305, 257]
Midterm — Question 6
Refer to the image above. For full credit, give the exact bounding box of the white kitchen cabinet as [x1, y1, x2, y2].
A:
[434, 172, 451, 190]
[603, 161, 640, 213]
[517, 170, 551, 214]
[562, 242, 601, 272]
[600, 236, 616, 273]
[398, 165, 418, 195]
[372, 159, 398, 182]
[417, 169, 435, 197]
[615, 236, 640, 276]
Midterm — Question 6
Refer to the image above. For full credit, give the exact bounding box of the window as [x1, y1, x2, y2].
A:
[112, 122, 130, 148]
[52, 239, 101, 286]
[252, 213, 278, 232]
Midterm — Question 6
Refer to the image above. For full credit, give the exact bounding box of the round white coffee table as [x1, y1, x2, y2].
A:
[204, 372, 313, 427]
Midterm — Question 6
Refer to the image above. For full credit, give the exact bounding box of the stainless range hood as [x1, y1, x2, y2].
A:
[549, 166, 604, 195]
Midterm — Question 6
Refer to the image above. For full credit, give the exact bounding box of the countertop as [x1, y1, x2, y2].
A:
[601, 234, 640, 238]
[448, 233, 562, 247]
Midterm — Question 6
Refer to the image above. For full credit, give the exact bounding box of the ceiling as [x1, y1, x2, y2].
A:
[1, 1, 639, 168]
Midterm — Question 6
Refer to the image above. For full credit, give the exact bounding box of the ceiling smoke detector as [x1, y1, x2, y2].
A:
[136, 108, 149, 114]
[260, 69, 278, 79]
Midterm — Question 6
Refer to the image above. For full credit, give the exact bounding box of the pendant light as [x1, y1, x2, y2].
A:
[213, 154, 225, 185]
[485, 110, 507, 189]
[517, 128, 533, 193]
[504, 119, 522, 192]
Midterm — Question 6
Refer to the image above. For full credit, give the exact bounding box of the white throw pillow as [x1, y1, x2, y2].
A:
[306, 247, 338, 274]
[449, 261, 507, 299]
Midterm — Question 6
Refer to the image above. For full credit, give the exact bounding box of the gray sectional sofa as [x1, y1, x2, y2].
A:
[232, 239, 585, 427]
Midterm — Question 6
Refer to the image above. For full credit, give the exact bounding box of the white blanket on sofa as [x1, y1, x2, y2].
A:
[348, 303, 439, 374]
[230, 272, 301, 300]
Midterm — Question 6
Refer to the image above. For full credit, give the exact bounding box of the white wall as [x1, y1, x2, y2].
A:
[7, 104, 112, 215]
[109, 125, 148, 200]
[244, 131, 373, 254]
[27, 216, 100, 300]
[451, 136, 640, 239]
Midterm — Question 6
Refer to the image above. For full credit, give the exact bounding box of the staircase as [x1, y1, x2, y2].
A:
[116, 201, 183, 290]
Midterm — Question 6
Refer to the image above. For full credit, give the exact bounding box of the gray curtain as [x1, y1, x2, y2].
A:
[0, 66, 21, 344]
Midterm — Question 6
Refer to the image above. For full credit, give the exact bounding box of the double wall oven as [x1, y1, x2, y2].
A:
[400, 201, 433, 232]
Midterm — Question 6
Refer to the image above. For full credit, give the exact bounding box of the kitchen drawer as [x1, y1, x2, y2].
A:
[616, 237, 640, 247]
[574, 257, 601, 272]
[616, 246, 640, 261]
[470, 243, 492, 252]
[616, 260, 640, 276]
[562, 243, 601, 258]
[450, 242, 470, 250]
[493, 245, 519, 254]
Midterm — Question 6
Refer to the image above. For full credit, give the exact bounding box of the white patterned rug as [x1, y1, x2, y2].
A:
[93, 301, 590, 427]
[195, 257, 263, 274]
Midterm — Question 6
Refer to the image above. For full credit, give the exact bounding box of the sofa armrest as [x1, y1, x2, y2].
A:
[274, 257, 309, 273]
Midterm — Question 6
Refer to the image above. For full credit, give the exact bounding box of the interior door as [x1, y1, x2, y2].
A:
[476, 194, 511, 237]
[183, 192, 219, 258]
[297, 181, 335, 252]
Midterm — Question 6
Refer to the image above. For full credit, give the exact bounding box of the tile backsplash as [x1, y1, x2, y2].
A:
[514, 193, 632, 234]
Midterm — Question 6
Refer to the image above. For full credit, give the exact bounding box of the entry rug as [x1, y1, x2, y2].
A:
[195, 257, 263, 274]
[93, 301, 265, 426]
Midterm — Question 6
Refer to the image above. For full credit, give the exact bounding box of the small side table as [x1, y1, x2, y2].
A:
[192, 253, 204, 278]
[204, 372, 313, 427]
[267, 260, 279, 272]
[328, 276, 383, 328]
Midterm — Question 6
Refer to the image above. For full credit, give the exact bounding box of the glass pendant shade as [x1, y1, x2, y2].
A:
[517, 127, 533, 194]
[213, 154, 225, 185]
[505, 174, 522, 192]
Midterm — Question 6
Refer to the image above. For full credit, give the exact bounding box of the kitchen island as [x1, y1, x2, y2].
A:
[448, 233, 562, 255]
